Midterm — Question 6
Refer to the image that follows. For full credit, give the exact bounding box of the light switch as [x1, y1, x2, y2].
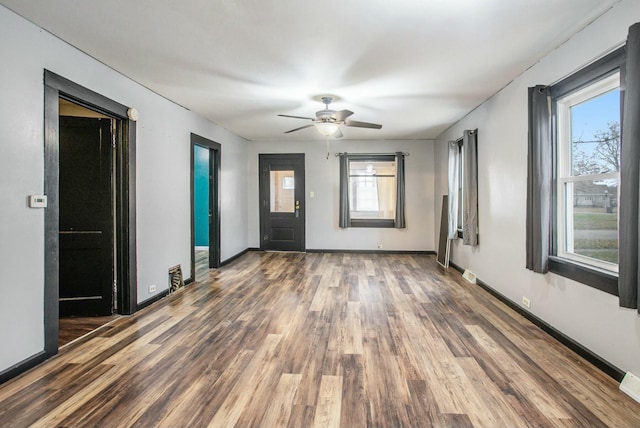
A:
[310, 191, 315, 198]
[29, 195, 47, 208]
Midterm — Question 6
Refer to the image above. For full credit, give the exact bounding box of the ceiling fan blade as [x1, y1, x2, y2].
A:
[278, 114, 315, 121]
[284, 124, 315, 133]
[344, 120, 382, 129]
[331, 110, 354, 121]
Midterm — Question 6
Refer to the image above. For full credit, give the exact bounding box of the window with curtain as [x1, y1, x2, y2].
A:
[527, 45, 625, 295]
[550, 47, 625, 292]
[527, 24, 640, 312]
[339, 153, 406, 228]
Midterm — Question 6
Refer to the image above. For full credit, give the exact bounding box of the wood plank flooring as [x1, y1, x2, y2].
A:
[59, 316, 120, 347]
[1, 251, 639, 427]
[195, 249, 210, 279]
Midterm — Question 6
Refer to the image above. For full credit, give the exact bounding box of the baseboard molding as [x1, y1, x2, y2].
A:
[448, 260, 625, 382]
[0, 351, 50, 385]
[306, 249, 436, 255]
[136, 289, 170, 311]
[221, 248, 258, 266]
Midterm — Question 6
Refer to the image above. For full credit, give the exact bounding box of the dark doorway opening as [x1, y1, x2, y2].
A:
[259, 154, 305, 252]
[59, 112, 114, 317]
[44, 71, 137, 358]
[190, 133, 221, 281]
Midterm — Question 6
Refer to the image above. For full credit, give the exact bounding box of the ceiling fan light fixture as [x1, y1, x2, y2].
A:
[315, 122, 340, 136]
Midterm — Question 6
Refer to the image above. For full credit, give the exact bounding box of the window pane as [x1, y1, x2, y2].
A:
[570, 89, 620, 176]
[270, 170, 294, 213]
[349, 160, 396, 220]
[563, 179, 618, 265]
[457, 145, 463, 230]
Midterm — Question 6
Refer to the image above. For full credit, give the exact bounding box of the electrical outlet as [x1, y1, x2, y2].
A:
[522, 296, 531, 308]
[149, 284, 156, 293]
[377, 243, 383, 249]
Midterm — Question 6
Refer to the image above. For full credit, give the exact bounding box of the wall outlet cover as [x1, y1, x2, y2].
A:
[148, 284, 156, 293]
[462, 270, 477, 284]
[620, 371, 640, 404]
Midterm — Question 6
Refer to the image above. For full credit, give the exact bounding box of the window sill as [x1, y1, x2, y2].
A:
[349, 219, 395, 228]
[548, 256, 618, 296]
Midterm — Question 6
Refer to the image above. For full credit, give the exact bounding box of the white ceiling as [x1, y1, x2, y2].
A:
[1, 0, 619, 141]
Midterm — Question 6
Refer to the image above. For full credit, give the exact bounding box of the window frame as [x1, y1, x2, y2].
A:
[346, 154, 397, 228]
[455, 138, 464, 238]
[549, 46, 625, 295]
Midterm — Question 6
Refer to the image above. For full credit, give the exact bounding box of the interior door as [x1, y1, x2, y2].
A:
[259, 154, 305, 251]
[59, 116, 114, 316]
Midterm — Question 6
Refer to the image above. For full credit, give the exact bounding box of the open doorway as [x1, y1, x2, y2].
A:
[58, 100, 119, 344]
[44, 71, 137, 356]
[190, 133, 221, 281]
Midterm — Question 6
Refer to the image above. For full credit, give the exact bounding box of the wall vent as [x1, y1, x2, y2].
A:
[621, 371, 640, 404]
[169, 264, 184, 293]
[462, 270, 477, 284]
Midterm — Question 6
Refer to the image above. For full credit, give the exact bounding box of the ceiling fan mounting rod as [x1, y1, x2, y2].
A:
[321, 96, 333, 108]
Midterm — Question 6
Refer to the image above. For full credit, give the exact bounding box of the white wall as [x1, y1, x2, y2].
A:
[0, 6, 248, 373]
[434, 0, 640, 374]
[247, 139, 435, 251]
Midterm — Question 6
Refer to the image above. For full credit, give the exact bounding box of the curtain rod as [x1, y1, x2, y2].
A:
[334, 152, 410, 157]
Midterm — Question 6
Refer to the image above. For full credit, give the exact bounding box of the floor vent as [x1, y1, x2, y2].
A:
[621, 371, 640, 404]
[169, 264, 184, 293]
[462, 269, 477, 284]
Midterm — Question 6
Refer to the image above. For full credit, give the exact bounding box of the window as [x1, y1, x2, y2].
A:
[339, 153, 406, 228]
[350, 158, 396, 223]
[549, 47, 624, 289]
[456, 140, 463, 235]
[447, 130, 478, 243]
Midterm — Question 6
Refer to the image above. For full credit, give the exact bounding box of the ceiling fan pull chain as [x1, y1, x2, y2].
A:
[326, 138, 330, 159]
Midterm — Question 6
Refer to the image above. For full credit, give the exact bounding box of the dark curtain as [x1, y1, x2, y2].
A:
[462, 130, 478, 245]
[619, 23, 640, 311]
[339, 154, 350, 228]
[525, 85, 552, 273]
[395, 152, 406, 228]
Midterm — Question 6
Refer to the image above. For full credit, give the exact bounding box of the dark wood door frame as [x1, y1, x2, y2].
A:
[189, 133, 221, 281]
[44, 71, 137, 357]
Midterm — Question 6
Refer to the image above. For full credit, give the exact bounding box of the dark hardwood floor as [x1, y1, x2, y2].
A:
[59, 315, 120, 347]
[1, 251, 639, 427]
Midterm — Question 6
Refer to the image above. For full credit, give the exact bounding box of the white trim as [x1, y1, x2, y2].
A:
[556, 72, 620, 274]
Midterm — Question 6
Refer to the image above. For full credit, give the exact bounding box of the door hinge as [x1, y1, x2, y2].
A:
[112, 133, 116, 148]
[113, 279, 117, 292]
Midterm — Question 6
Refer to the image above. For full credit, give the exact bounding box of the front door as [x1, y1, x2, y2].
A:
[59, 116, 114, 316]
[259, 154, 305, 251]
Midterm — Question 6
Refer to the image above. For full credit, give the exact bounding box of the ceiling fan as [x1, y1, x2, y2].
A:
[278, 97, 382, 137]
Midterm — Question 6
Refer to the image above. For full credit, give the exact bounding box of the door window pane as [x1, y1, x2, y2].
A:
[270, 170, 295, 213]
